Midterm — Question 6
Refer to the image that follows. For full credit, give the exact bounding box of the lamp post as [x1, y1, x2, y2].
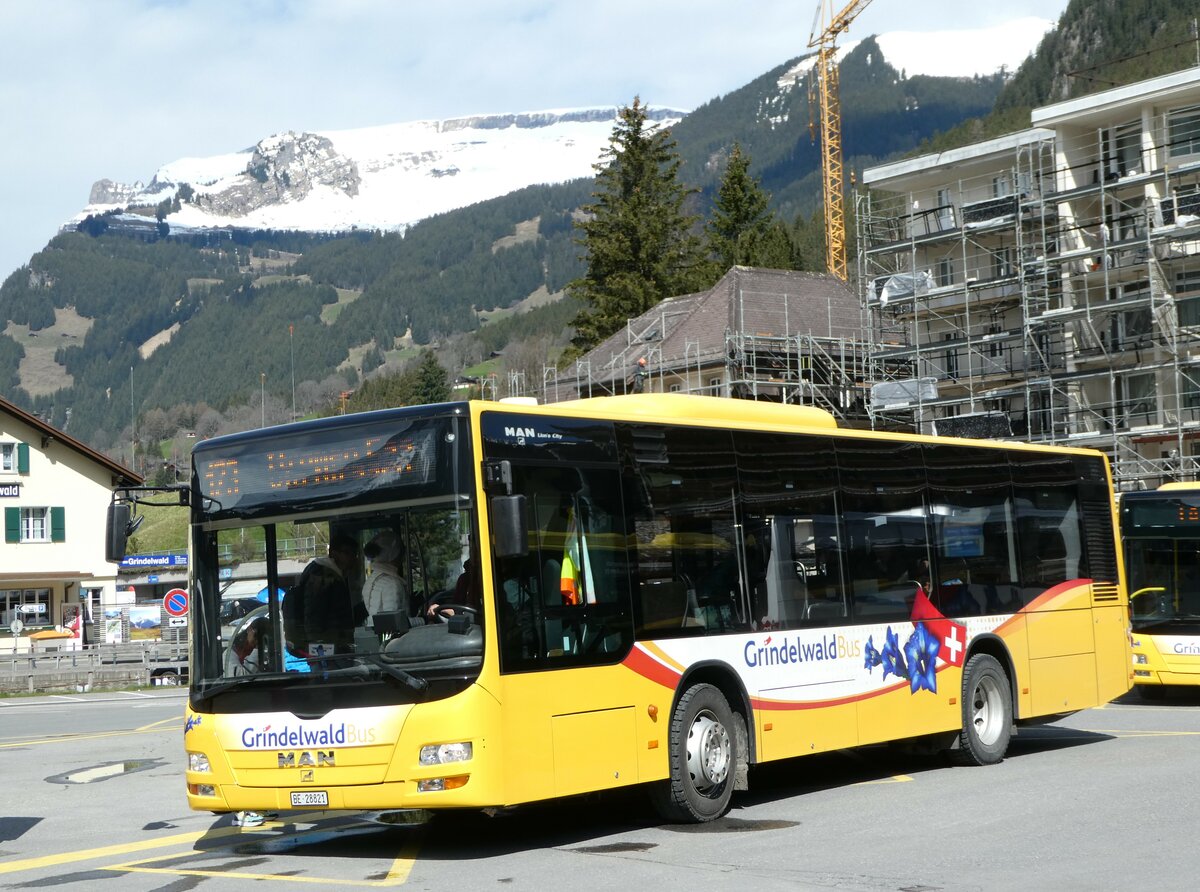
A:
[260, 372, 265, 428]
[289, 323, 296, 421]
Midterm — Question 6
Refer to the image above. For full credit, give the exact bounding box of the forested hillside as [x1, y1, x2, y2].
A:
[0, 178, 593, 446]
[672, 37, 1007, 221]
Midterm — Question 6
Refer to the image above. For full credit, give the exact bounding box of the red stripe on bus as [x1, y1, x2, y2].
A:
[622, 645, 682, 690]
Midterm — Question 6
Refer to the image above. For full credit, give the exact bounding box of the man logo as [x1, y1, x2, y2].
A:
[278, 750, 335, 768]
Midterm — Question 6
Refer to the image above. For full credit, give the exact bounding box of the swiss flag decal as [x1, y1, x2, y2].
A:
[910, 588, 967, 668]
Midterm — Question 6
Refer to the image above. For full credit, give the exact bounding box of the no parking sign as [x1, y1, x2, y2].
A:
[163, 588, 189, 617]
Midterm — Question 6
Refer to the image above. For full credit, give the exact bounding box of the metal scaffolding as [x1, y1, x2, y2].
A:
[857, 108, 1200, 490]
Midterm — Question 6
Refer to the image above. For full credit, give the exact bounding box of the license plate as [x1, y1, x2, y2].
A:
[290, 790, 329, 807]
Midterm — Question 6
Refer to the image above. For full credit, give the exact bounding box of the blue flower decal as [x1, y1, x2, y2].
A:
[185, 714, 202, 734]
[904, 622, 941, 694]
[861, 623, 945, 696]
[880, 626, 908, 682]
[864, 635, 882, 673]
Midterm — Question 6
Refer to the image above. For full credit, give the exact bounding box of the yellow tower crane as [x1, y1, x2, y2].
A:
[808, 0, 874, 281]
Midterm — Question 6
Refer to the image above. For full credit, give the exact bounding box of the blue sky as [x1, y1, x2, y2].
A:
[0, 0, 1069, 282]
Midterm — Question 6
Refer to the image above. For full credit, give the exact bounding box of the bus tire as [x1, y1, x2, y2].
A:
[650, 683, 736, 823]
[1137, 684, 1166, 701]
[954, 654, 1012, 766]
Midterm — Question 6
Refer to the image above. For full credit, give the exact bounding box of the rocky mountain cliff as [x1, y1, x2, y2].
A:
[75, 108, 685, 235]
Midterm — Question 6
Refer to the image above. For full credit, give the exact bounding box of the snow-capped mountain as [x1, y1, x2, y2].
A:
[77, 107, 685, 234]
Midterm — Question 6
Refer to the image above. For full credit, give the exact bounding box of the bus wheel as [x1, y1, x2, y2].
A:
[954, 654, 1012, 766]
[1137, 685, 1166, 701]
[651, 683, 736, 823]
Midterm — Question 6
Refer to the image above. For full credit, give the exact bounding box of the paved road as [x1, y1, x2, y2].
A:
[1, 688, 1199, 890]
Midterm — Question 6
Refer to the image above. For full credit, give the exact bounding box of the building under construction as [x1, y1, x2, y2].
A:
[857, 66, 1200, 491]
[545, 267, 893, 425]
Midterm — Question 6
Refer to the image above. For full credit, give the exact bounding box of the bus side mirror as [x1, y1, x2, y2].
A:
[105, 503, 139, 563]
[491, 495, 528, 559]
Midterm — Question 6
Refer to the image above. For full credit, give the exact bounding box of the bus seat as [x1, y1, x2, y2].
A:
[805, 599, 846, 622]
[777, 578, 807, 627]
[542, 558, 562, 605]
[1035, 530, 1068, 583]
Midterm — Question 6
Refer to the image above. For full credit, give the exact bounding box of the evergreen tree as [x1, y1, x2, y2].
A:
[410, 350, 451, 405]
[568, 97, 707, 351]
[707, 143, 775, 271]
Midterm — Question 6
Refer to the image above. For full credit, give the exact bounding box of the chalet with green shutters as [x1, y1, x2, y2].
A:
[1, 395, 139, 641]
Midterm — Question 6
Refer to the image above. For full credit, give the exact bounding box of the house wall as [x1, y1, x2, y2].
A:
[1, 411, 125, 631]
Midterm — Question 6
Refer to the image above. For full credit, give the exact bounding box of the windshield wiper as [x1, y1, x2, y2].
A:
[366, 657, 428, 694]
[194, 671, 307, 700]
[296, 655, 428, 694]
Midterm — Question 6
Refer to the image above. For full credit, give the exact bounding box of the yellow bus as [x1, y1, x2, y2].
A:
[1121, 482, 1200, 698]
[111, 394, 1131, 823]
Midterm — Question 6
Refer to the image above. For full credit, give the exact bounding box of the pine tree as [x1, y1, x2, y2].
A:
[410, 350, 450, 405]
[707, 143, 775, 271]
[568, 97, 707, 351]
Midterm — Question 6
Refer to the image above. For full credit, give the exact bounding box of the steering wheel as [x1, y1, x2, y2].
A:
[433, 604, 477, 623]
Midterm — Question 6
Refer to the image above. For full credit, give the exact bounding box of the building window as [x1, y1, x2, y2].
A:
[1121, 373, 1156, 427]
[1180, 296, 1200, 328]
[992, 247, 1014, 279]
[937, 258, 954, 288]
[22, 508, 48, 542]
[943, 333, 959, 380]
[0, 442, 28, 474]
[1169, 105, 1200, 159]
[1182, 371, 1200, 421]
[992, 175, 1012, 198]
[668, 383, 683, 393]
[1114, 121, 1142, 175]
[0, 589, 52, 629]
[5, 506, 63, 543]
[708, 377, 722, 391]
[936, 188, 954, 230]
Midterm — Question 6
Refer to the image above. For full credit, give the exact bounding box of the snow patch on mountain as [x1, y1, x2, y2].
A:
[867, 18, 1054, 78]
[76, 108, 685, 235]
[775, 17, 1054, 91]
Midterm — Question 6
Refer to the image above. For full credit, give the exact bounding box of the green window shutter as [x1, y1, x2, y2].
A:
[17, 442, 30, 475]
[4, 507, 19, 543]
[50, 507, 65, 543]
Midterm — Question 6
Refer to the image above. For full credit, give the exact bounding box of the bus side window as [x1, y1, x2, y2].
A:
[731, 430, 845, 630]
[495, 465, 634, 672]
[618, 424, 743, 638]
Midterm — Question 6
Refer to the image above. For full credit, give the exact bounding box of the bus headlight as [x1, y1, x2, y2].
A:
[419, 742, 472, 765]
[1133, 653, 1148, 665]
[187, 752, 212, 773]
[188, 783, 216, 797]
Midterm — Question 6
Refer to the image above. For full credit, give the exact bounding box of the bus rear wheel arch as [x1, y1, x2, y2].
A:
[651, 683, 737, 823]
[954, 653, 1013, 766]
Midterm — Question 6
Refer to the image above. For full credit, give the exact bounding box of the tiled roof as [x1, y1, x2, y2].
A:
[0, 395, 141, 484]
[561, 267, 861, 391]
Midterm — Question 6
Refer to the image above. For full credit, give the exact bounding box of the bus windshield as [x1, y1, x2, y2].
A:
[1123, 493, 1200, 631]
[188, 408, 480, 707]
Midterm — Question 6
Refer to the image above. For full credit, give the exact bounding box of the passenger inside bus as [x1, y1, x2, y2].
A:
[284, 533, 363, 655]
[223, 615, 269, 676]
[362, 530, 407, 626]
